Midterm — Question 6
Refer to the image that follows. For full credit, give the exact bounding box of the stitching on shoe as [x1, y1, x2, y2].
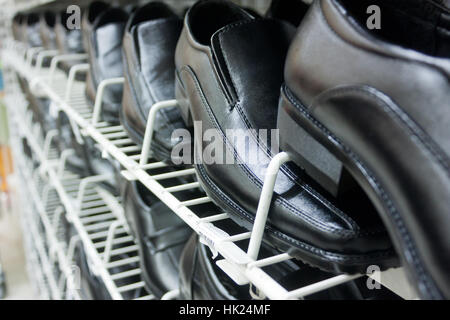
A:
[284, 84, 441, 298]
[179, 65, 383, 239]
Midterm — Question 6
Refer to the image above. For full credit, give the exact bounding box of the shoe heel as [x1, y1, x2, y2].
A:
[175, 72, 193, 127]
[278, 90, 345, 197]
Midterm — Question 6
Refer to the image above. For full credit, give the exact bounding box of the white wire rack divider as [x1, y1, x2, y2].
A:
[2, 40, 419, 300]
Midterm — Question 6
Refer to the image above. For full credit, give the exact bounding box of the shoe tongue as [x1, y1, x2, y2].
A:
[211, 19, 294, 130]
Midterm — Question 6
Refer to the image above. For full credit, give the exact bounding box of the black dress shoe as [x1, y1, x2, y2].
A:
[122, 178, 192, 298]
[81, 1, 111, 54]
[85, 7, 128, 124]
[121, 2, 186, 162]
[55, 9, 85, 78]
[39, 11, 58, 50]
[278, 0, 450, 299]
[175, 0, 397, 274]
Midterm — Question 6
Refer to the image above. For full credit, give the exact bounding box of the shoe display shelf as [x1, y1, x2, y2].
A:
[2, 39, 419, 300]
[5, 67, 154, 300]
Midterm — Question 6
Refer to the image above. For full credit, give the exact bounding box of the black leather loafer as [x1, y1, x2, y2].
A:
[121, 2, 186, 162]
[81, 1, 111, 53]
[278, 0, 450, 299]
[85, 7, 128, 124]
[122, 178, 192, 298]
[55, 10, 85, 78]
[175, 0, 397, 274]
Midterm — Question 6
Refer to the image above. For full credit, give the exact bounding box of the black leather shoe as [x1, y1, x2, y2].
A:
[55, 10, 85, 77]
[175, 0, 397, 274]
[278, 0, 450, 299]
[122, 177, 192, 298]
[85, 7, 128, 124]
[121, 2, 186, 162]
[81, 1, 111, 53]
[40, 11, 58, 50]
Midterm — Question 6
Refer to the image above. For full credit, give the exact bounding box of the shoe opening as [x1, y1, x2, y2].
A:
[187, 0, 252, 46]
[43, 11, 56, 28]
[87, 1, 110, 24]
[27, 13, 40, 26]
[336, 0, 450, 58]
[95, 8, 129, 28]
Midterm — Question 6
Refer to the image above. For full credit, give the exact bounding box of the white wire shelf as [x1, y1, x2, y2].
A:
[2, 40, 419, 300]
[6, 86, 154, 300]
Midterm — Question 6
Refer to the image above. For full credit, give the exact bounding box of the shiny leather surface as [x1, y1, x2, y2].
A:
[175, 0, 394, 270]
[86, 7, 128, 120]
[82, 1, 111, 54]
[281, 0, 450, 298]
[121, 2, 185, 161]
[122, 178, 192, 298]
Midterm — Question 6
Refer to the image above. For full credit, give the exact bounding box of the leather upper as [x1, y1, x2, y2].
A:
[122, 178, 192, 298]
[121, 2, 186, 157]
[86, 7, 128, 111]
[82, 1, 111, 53]
[283, 0, 450, 298]
[175, 0, 391, 255]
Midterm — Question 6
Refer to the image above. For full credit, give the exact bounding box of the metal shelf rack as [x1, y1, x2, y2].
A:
[2, 37, 419, 300]
[6, 72, 154, 300]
